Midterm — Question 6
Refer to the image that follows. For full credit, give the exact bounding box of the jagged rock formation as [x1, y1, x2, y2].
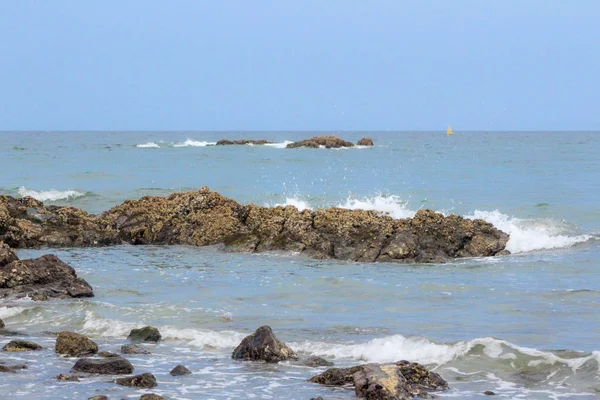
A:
[357, 137, 374, 146]
[232, 325, 298, 363]
[287, 136, 355, 148]
[0, 188, 509, 263]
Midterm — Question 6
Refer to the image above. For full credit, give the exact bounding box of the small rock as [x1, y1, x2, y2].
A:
[0, 318, 4, 329]
[484, 391, 496, 396]
[8, 364, 27, 370]
[2, 339, 42, 352]
[300, 356, 334, 367]
[56, 331, 98, 357]
[121, 344, 151, 355]
[232, 325, 298, 363]
[170, 364, 191, 376]
[98, 351, 119, 358]
[310, 398, 324, 400]
[114, 372, 157, 388]
[0, 365, 16, 373]
[72, 357, 134, 375]
[127, 326, 161, 342]
[140, 394, 164, 400]
[88, 396, 108, 400]
[57, 373, 80, 382]
[357, 137, 374, 146]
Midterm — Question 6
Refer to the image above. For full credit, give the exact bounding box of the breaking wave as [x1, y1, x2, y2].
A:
[17, 186, 86, 202]
[136, 142, 161, 148]
[173, 139, 216, 147]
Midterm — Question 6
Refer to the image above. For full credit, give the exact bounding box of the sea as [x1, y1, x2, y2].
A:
[0, 131, 599, 399]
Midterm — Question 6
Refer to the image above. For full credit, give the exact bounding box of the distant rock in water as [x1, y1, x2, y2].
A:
[127, 326, 161, 343]
[0, 248, 94, 301]
[56, 332, 98, 357]
[357, 137, 374, 146]
[310, 360, 448, 399]
[287, 136, 355, 149]
[216, 139, 271, 145]
[232, 325, 298, 363]
[170, 364, 191, 376]
[0, 188, 509, 263]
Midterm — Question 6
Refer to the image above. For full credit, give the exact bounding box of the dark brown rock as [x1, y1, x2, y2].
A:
[88, 396, 108, 400]
[232, 325, 298, 363]
[0, 253, 94, 301]
[57, 373, 80, 382]
[309, 366, 363, 386]
[2, 339, 42, 352]
[484, 391, 496, 396]
[56, 332, 98, 357]
[140, 395, 164, 400]
[170, 364, 191, 376]
[0, 363, 27, 373]
[121, 344, 151, 354]
[287, 136, 355, 149]
[127, 326, 161, 342]
[0, 317, 4, 329]
[216, 139, 271, 145]
[0, 241, 18, 266]
[396, 360, 448, 392]
[72, 357, 134, 375]
[114, 372, 157, 388]
[300, 356, 334, 367]
[357, 137, 374, 146]
[98, 351, 120, 358]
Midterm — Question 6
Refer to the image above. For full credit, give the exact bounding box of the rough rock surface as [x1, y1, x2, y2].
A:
[357, 137, 374, 146]
[232, 325, 298, 363]
[300, 356, 334, 367]
[216, 139, 271, 145]
[310, 361, 448, 400]
[0, 241, 18, 266]
[0, 317, 4, 329]
[1, 188, 509, 264]
[170, 364, 192, 376]
[114, 372, 158, 388]
[0, 251, 94, 301]
[88, 396, 108, 400]
[56, 332, 98, 357]
[98, 351, 119, 358]
[2, 340, 42, 352]
[56, 373, 80, 381]
[140, 395, 164, 400]
[127, 326, 161, 342]
[287, 136, 355, 149]
[72, 357, 134, 375]
[121, 344, 151, 354]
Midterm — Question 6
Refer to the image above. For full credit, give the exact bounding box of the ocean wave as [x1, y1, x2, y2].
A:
[136, 142, 161, 148]
[17, 186, 86, 202]
[0, 306, 28, 320]
[270, 197, 311, 211]
[336, 195, 415, 219]
[173, 139, 216, 147]
[263, 141, 294, 148]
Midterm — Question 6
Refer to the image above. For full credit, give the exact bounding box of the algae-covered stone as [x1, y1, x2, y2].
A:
[2, 339, 42, 352]
[127, 326, 161, 342]
[56, 332, 98, 357]
[114, 372, 157, 388]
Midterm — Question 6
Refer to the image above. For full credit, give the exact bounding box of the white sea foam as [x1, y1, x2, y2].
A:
[173, 139, 216, 147]
[336, 195, 416, 219]
[466, 210, 592, 253]
[161, 327, 246, 349]
[136, 142, 161, 148]
[264, 141, 294, 148]
[17, 186, 86, 202]
[0, 306, 27, 320]
[270, 197, 311, 211]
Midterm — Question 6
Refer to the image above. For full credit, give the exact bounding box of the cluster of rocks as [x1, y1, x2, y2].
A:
[216, 139, 272, 146]
[286, 135, 374, 149]
[0, 188, 509, 264]
[1, 325, 171, 399]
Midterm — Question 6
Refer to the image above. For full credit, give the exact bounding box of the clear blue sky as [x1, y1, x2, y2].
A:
[1, 1, 598, 131]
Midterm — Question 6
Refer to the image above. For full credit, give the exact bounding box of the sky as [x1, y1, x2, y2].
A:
[0, 0, 598, 131]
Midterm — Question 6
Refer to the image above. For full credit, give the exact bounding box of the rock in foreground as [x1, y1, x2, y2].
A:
[232, 325, 298, 363]
[287, 136, 355, 149]
[1, 188, 509, 264]
[114, 372, 157, 388]
[56, 332, 98, 357]
[310, 361, 448, 400]
[127, 326, 161, 342]
[72, 357, 134, 375]
[2, 340, 42, 352]
[0, 251, 94, 301]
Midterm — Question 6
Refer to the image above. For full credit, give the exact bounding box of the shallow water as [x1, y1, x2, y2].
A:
[1, 132, 599, 399]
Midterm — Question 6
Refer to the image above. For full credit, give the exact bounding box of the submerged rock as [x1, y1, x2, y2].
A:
[484, 391, 496, 396]
[72, 357, 134, 375]
[1, 188, 509, 264]
[56, 373, 80, 382]
[287, 136, 355, 149]
[98, 351, 119, 358]
[300, 356, 334, 367]
[127, 326, 161, 342]
[121, 344, 151, 354]
[140, 394, 164, 400]
[310, 361, 448, 399]
[87, 396, 108, 400]
[0, 252, 94, 301]
[356, 137, 374, 146]
[170, 364, 192, 376]
[216, 139, 271, 145]
[2, 339, 42, 352]
[232, 325, 298, 363]
[114, 372, 157, 388]
[0, 363, 28, 373]
[56, 332, 98, 357]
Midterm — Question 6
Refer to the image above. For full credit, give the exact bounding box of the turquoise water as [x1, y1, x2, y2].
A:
[1, 132, 599, 399]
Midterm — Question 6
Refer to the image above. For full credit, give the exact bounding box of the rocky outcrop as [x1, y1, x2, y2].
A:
[287, 136, 355, 149]
[56, 332, 98, 357]
[121, 344, 151, 354]
[216, 139, 271, 145]
[0, 252, 94, 301]
[170, 364, 192, 376]
[232, 325, 298, 363]
[2, 340, 42, 352]
[300, 356, 334, 367]
[127, 326, 161, 342]
[357, 137, 374, 146]
[0, 242, 18, 266]
[114, 372, 157, 388]
[310, 361, 448, 400]
[1, 188, 509, 264]
[72, 357, 134, 375]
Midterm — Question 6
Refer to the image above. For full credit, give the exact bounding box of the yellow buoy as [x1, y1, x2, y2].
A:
[447, 125, 453, 135]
